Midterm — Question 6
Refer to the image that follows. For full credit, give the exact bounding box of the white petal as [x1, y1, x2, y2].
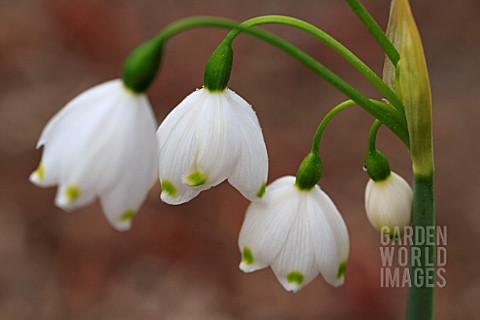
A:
[54, 183, 96, 211]
[99, 176, 149, 232]
[238, 176, 297, 272]
[311, 186, 350, 287]
[192, 90, 241, 187]
[55, 89, 157, 215]
[29, 161, 57, 187]
[225, 89, 268, 202]
[270, 191, 321, 292]
[238, 176, 350, 291]
[157, 90, 204, 204]
[98, 96, 158, 231]
[33, 79, 158, 228]
[44, 81, 129, 192]
[57, 89, 133, 193]
[30, 81, 117, 187]
[365, 172, 413, 232]
[157, 88, 269, 204]
[36, 80, 122, 148]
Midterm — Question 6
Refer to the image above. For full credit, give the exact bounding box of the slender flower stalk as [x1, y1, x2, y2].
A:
[220, 15, 404, 112]
[367, 120, 382, 154]
[310, 99, 400, 155]
[122, 16, 409, 145]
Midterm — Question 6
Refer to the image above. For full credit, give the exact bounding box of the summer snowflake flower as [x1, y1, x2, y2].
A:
[30, 79, 158, 231]
[365, 172, 413, 233]
[157, 88, 268, 205]
[238, 176, 349, 292]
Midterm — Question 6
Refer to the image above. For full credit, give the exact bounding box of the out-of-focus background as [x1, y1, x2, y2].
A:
[0, 0, 478, 319]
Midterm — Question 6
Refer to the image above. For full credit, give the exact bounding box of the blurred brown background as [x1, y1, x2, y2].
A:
[0, 0, 479, 319]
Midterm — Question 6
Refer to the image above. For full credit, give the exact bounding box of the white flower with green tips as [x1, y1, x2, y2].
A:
[238, 176, 349, 292]
[365, 171, 413, 234]
[157, 87, 268, 205]
[29, 79, 158, 231]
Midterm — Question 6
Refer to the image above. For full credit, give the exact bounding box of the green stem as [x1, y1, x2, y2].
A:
[311, 100, 394, 154]
[142, 17, 408, 144]
[345, 0, 400, 65]
[222, 15, 404, 112]
[407, 174, 435, 320]
[311, 100, 357, 154]
[367, 119, 382, 153]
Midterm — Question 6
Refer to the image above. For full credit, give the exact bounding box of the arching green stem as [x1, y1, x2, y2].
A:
[311, 100, 395, 155]
[222, 15, 404, 112]
[345, 0, 400, 65]
[130, 17, 408, 144]
[368, 119, 382, 153]
[311, 100, 357, 154]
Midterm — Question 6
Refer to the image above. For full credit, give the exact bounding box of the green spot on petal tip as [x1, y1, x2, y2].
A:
[242, 247, 254, 265]
[119, 210, 135, 222]
[65, 185, 81, 202]
[287, 272, 304, 285]
[161, 180, 177, 198]
[337, 260, 347, 279]
[37, 164, 45, 180]
[186, 171, 207, 186]
[256, 182, 266, 198]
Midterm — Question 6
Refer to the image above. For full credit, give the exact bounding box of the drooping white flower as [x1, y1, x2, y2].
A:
[364, 171, 413, 233]
[238, 176, 349, 292]
[157, 88, 268, 205]
[29, 79, 158, 231]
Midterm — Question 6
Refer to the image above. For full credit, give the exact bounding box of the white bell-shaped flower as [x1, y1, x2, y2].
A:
[238, 176, 349, 292]
[365, 172, 413, 234]
[29, 79, 158, 231]
[157, 88, 268, 205]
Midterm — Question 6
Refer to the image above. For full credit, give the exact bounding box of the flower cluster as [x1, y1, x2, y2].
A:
[31, 77, 415, 292]
[31, 81, 267, 225]
[28, 1, 435, 318]
[31, 2, 417, 292]
[30, 78, 355, 292]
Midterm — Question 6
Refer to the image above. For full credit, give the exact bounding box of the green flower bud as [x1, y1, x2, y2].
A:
[122, 39, 163, 93]
[365, 150, 391, 181]
[295, 152, 322, 191]
[204, 42, 233, 92]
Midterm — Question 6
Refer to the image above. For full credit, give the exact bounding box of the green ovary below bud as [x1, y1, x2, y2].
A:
[365, 150, 391, 181]
[122, 39, 163, 93]
[204, 42, 233, 92]
[295, 152, 322, 191]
